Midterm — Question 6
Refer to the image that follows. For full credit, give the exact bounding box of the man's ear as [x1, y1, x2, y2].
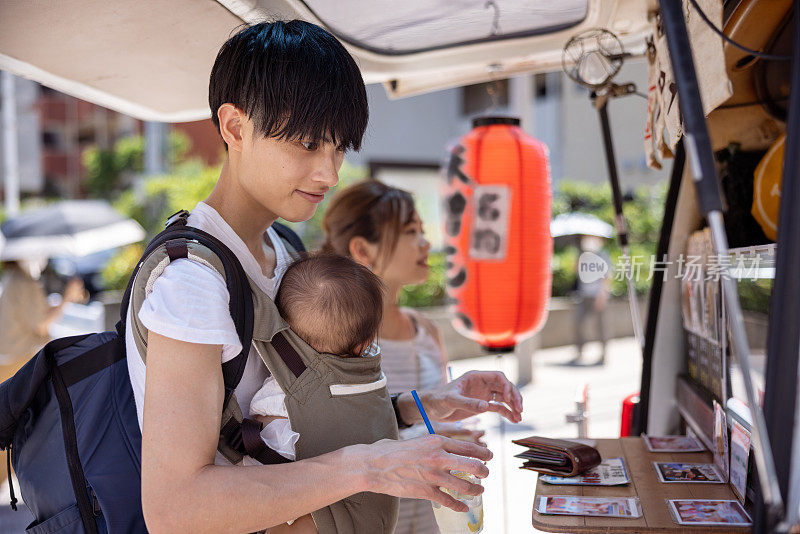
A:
[217, 104, 244, 152]
[348, 236, 379, 269]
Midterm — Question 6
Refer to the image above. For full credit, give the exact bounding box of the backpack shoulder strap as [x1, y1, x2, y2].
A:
[121, 212, 293, 465]
[120, 212, 253, 416]
[271, 221, 305, 259]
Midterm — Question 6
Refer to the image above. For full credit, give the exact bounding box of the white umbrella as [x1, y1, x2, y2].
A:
[0, 200, 145, 261]
[550, 212, 614, 239]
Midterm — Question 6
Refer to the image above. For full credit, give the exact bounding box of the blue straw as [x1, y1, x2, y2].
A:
[411, 390, 436, 435]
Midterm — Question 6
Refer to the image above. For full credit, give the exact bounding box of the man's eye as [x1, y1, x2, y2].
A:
[300, 141, 319, 151]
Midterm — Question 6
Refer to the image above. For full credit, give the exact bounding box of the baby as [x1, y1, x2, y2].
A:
[250, 254, 384, 533]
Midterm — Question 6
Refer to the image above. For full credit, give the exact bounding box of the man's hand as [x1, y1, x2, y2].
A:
[398, 371, 523, 425]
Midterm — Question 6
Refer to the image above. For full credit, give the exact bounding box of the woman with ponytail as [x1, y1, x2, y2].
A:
[323, 180, 486, 534]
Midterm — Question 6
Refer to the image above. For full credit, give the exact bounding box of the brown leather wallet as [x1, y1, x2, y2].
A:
[512, 436, 601, 477]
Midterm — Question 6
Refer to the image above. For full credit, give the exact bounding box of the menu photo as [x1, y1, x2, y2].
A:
[642, 434, 706, 452]
[653, 462, 725, 483]
[668, 499, 751, 526]
[535, 496, 642, 518]
[539, 457, 629, 486]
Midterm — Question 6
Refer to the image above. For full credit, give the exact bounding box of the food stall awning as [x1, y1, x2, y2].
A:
[0, 0, 652, 122]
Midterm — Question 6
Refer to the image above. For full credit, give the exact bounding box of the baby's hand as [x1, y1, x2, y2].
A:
[265, 514, 317, 533]
[253, 414, 288, 426]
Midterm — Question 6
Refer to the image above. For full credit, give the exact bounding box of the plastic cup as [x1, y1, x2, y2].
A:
[431, 471, 484, 534]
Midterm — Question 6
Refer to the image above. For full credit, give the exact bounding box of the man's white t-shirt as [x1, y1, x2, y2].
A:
[125, 201, 292, 464]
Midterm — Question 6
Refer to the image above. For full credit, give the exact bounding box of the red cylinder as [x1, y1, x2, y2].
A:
[442, 116, 552, 350]
[620, 393, 640, 437]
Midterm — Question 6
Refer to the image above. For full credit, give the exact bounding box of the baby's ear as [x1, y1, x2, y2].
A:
[348, 236, 378, 269]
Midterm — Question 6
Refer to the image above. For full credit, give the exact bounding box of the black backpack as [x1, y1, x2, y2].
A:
[0, 211, 304, 533]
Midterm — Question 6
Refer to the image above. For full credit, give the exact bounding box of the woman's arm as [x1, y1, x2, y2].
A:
[141, 333, 491, 533]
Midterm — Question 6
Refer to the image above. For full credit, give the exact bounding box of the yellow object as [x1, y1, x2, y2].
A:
[468, 508, 484, 532]
[752, 134, 786, 241]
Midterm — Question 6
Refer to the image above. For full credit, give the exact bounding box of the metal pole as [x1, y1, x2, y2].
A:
[144, 121, 168, 175]
[494, 352, 509, 534]
[636, 141, 686, 435]
[566, 384, 589, 437]
[769, 2, 800, 530]
[1, 70, 20, 216]
[659, 0, 784, 526]
[594, 95, 645, 349]
[510, 74, 535, 388]
[510, 74, 534, 134]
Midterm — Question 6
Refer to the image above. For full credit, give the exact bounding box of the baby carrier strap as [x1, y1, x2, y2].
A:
[269, 331, 307, 378]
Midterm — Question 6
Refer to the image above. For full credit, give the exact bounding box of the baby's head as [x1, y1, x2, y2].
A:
[275, 254, 384, 356]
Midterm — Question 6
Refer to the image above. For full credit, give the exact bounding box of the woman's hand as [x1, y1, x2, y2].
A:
[398, 371, 523, 425]
[351, 435, 491, 512]
[63, 277, 86, 303]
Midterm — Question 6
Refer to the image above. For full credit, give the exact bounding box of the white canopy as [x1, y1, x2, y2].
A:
[0, 0, 651, 121]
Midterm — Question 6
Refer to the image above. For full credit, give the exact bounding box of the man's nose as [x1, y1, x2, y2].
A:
[313, 149, 341, 187]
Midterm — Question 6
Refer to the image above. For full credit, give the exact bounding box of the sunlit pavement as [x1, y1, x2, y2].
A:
[0, 337, 641, 533]
[448, 336, 642, 534]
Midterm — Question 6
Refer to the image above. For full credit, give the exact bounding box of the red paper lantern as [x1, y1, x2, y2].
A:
[442, 116, 552, 351]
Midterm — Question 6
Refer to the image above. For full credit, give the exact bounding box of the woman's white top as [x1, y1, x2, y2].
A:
[379, 316, 446, 404]
[124, 201, 292, 465]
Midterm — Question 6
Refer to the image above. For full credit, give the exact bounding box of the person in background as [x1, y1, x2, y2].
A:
[573, 235, 611, 365]
[0, 260, 85, 366]
[0, 259, 85, 487]
[323, 180, 486, 534]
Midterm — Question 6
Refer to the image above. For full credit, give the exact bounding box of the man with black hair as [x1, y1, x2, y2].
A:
[132, 20, 522, 533]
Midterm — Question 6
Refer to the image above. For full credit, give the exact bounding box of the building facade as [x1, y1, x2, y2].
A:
[1, 59, 667, 202]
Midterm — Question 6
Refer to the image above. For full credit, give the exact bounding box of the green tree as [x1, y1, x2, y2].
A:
[82, 131, 193, 199]
[551, 181, 667, 298]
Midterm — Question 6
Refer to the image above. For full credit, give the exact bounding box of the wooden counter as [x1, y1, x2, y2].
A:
[531, 437, 750, 533]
